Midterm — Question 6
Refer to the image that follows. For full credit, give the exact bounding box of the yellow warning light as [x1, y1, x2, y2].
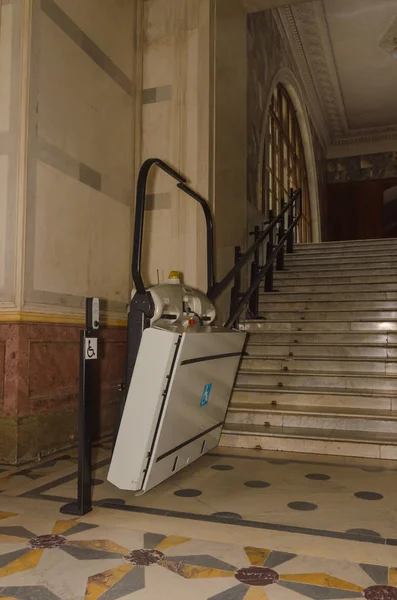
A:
[168, 271, 180, 279]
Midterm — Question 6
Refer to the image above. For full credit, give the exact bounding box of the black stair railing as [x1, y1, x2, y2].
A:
[209, 188, 302, 327]
[132, 158, 302, 332]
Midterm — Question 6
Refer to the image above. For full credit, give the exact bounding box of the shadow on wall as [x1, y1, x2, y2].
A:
[383, 185, 397, 238]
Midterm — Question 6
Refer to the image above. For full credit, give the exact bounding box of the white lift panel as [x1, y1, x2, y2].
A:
[108, 325, 245, 493]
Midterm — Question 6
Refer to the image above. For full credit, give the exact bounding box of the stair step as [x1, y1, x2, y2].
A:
[258, 300, 397, 311]
[236, 368, 397, 392]
[227, 403, 397, 433]
[274, 282, 397, 292]
[292, 247, 397, 257]
[259, 291, 397, 301]
[275, 275, 397, 286]
[274, 268, 397, 279]
[272, 262, 397, 273]
[241, 351, 397, 375]
[296, 239, 397, 249]
[289, 254, 397, 265]
[284, 261, 397, 271]
[231, 386, 396, 411]
[219, 424, 397, 459]
[245, 342, 396, 359]
[255, 310, 397, 321]
[241, 319, 397, 332]
[241, 355, 397, 374]
[245, 331, 397, 344]
[285, 253, 397, 265]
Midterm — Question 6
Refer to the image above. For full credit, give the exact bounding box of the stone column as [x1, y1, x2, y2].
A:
[140, 0, 247, 322]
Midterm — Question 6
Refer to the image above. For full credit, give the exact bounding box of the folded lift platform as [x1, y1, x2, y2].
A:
[108, 159, 246, 494]
[108, 159, 245, 492]
[108, 325, 244, 492]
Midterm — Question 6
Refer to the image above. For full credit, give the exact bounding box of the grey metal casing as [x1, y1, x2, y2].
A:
[107, 324, 246, 493]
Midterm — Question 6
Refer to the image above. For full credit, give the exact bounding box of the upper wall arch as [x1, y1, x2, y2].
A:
[256, 67, 322, 243]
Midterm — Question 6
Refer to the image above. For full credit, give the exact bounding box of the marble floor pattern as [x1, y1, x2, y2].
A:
[0, 507, 396, 600]
[0, 445, 396, 599]
[4, 444, 396, 544]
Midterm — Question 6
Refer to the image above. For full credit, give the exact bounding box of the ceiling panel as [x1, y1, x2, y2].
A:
[323, 0, 397, 129]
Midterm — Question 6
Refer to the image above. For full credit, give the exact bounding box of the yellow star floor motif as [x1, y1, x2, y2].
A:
[0, 512, 17, 521]
[84, 538, 397, 600]
[0, 518, 127, 579]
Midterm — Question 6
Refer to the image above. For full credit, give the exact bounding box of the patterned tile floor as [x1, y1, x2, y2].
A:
[0, 445, 396, 598]
[4, 445, 396, 545]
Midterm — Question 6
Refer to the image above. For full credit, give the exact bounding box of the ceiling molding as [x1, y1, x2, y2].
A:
[278, 1, 397, 152]
[243, 0, 305, 13]
[378, 12, 397, 58]
[274, 8, 329, 150]
[331, 126, 397, 146]
[290, 1, 347, 136]
[327, 136, 397, 160]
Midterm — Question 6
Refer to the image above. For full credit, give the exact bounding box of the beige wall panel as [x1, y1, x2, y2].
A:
[38, 13, 133, 188]
[0, 155, 8, 289]
[141, 208, 172, 285]
[0, 3, 12, 133]
[213, 0, 247, 264]
[33, 162, 130, 303]
[143, 0, 176, 45]
[53, 0, 134, 77]
[142, 41, 174, 89]
[141, 102, 172, 170]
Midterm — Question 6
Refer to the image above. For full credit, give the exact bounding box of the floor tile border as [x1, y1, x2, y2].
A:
[18, 458, 397, 548]
[208, 452, 397, 472]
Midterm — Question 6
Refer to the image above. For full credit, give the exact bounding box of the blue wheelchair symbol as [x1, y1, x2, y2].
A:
[200, 383, 212, 407]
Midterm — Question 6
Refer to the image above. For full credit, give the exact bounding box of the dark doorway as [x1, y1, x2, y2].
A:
[326, 178, 397, 241]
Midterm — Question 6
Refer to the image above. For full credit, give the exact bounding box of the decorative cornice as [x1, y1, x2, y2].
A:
[278, 1, 397, 151]
[274, 8, 329, 150]
[292, 1, 347, 135]
[331, 126, 397, 147]
[378, 12, 397, 58]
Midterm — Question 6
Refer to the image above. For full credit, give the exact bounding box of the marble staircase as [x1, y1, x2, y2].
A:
[220, 238, 397, 459]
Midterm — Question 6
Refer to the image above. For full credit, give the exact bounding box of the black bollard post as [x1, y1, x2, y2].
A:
[60, 298, 99, 516]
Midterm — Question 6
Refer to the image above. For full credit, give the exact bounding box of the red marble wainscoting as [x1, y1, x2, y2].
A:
[0, 322, 126, 464]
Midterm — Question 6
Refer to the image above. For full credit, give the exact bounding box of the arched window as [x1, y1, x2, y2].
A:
[264, 84, 312, 243]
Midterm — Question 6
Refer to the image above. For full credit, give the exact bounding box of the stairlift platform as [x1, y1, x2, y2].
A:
[108, 323, 246, 493]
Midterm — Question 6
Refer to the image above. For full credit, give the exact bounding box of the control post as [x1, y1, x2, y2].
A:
[60, 298, 100, 516]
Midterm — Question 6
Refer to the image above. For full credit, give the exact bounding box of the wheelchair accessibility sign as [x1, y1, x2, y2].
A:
[84, 337, 98, 360]
[200, 383, 212, 407]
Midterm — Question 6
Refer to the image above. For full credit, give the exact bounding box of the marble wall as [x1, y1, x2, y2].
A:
[212, 0, 248, 322]
[0, 0, 25, 305]
[24, 0, 137, 318]
[247, 9, 327, 238]
[0, 0, 139, 462]
[140, 0, 248, 323]
[327, 152, 397, 184]
[0, 322, 126, 463]
[140, 0, 212, 292]
[310, 119, 328, 241]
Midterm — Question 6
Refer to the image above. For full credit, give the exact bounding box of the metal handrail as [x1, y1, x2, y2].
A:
[225, 209, 301, 327]
[209, 189, 302, 304]
[132, 158, 216, 295]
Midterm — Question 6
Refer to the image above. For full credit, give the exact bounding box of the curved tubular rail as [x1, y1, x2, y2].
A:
[208, 189, 301, 304]
[132, 158, 215, 295]
[224, 209, 301, 328]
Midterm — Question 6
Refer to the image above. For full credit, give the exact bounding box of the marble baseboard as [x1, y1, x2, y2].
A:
[0, 321, 126, 464]
[0, 401, 118, 465]
[0, 417, 18, 463]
